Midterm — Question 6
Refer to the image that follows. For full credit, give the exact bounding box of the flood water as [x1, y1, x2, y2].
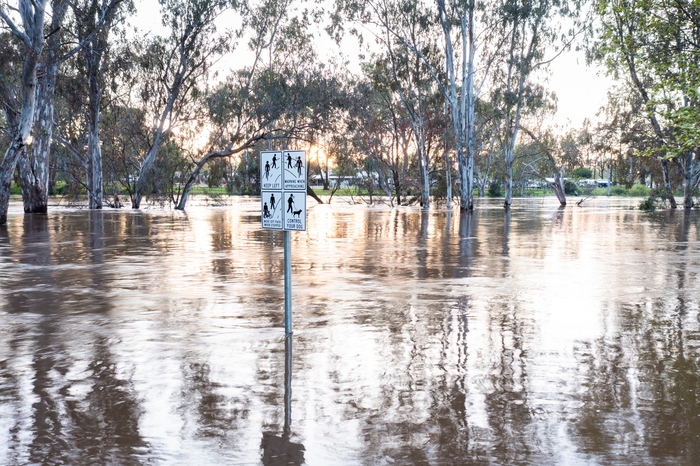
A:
[0, 196, 699, 465]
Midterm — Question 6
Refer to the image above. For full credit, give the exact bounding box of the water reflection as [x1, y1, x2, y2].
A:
[0, 198, 699, 464]
[261, 335, 305, 465]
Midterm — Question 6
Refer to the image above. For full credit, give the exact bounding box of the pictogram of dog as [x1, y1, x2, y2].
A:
[293, 209, 302, 217]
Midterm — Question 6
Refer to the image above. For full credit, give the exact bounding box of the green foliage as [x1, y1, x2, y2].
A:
[639, 188, 672, 211]
[564, 179, 578, 195]
[570, 167, 593, 179]
[10, 182, 21, 195]
[639, 196, 657, 211]
[610, 185, 627, 195]
[487, 180, 502, 197]
[230, 151, 259, 195]
[628, 184, 650, 197]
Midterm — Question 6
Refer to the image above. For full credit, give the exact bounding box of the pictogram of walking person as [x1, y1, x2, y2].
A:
[287, 193, 295, 213]
[270, 193, 276, 211]
[271, 154, 277, 169]
[295, 155, 303, 177]
[263, 202, 271, 218]
[287, 153, 293, 169]
[264, 161, 270, 179]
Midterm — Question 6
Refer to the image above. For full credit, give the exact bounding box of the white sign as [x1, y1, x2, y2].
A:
[283, 150, 307, 191]
[261, 150, 307, 231]
[260, 151, 282, 191]
[283, 191, 306, 231]
[261, 191, 283, 229]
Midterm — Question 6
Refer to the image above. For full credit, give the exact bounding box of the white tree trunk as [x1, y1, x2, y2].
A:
[0, 0, 48, 224]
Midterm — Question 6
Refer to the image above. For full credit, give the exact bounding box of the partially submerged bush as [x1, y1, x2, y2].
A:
[639, 196, 657, 211]
[639, 189, 669, 211]
[564, 179, 579, 195]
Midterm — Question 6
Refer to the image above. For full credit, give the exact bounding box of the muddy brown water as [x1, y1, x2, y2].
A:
[0, 197, 699, 465]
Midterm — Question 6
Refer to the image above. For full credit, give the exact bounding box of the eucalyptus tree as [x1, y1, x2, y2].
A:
[518, 126, 575, 205]
[13, 0, 68, 214]
[176, 62, 348, 209]
[0, 0, 49, 225]
[496, 0, 583, 209]
[175, 0, 349, 210]
[368, 0, 443, 208]
[129, 0, 237, 209]
[343, 77, 402, 205]
[593, 85, 674, 198]
[50, 0, 132, 208]
[332, 0, 505, 211]
[595, 0, 700, 208]
[14, 0, 123, 213]
[73, 0, 132, 209]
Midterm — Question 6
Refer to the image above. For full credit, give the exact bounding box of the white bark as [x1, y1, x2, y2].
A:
[0, 0, 48, 224]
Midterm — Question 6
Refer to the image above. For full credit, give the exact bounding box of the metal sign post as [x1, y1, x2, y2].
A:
[284, 230, 292, 334]
[260, 150, 307, 334]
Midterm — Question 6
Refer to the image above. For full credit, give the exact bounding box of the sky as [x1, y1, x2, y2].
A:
[548, 50, 612, 128]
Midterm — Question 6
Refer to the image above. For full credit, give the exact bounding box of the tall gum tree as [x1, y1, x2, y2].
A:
[130, 0, 236, 209]
[497, 0, 583, 209]
[350, 0, 441, 208]
[2, 0, 125, 218]
[382, 3, 439, 208]
[175, 0, 348, 210]
[332, 0, 503, 211]
[73, 0, 131, 209]
[15, 0, 69, 214]
[0, 0, 48, 225]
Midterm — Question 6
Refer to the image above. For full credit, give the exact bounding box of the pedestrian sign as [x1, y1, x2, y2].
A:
[283, 151, 307, 191]
[261, 150, 306, 231]
[261, 191, 283, 229]
[261, 152, 282, 191]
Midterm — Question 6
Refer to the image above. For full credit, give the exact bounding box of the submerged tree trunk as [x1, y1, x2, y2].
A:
[679, 152, 700, 209]
[548, 169, 567, 207]
[444, 145, 452, 208]
[18, 62, 56, 214]
[18, 0, 68, 214]
[504, 160, 513, 208]
[438, 0, 475, 212]
[414, 111, 430, 208]
[82, 0, 120, 209]
[660, 159, 677, 209]
[0, 0, 48, 224]
[87, 122, 103, 209]
[0, 143, 26, 225]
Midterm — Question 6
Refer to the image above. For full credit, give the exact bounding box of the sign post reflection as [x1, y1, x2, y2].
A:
[261, 334, 304, 465]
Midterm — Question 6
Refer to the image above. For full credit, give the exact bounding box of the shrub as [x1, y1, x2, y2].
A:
[10, 182, 21, 195]
[611, 185, 627, 196]
[487, 180, 502, 197]
[628, 184, 650, 197]
[564, 179, 578, 195]
[639, 189, 669, 211]
[580, 185, 595, 196]
[639, 196, 657, 211]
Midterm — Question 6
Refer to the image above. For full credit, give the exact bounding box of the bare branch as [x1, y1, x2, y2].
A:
[0, 7, 31, 46]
